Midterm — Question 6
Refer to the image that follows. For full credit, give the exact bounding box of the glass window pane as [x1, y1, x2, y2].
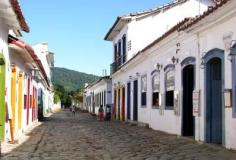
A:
[141, 75, 147, 92]
[166, 70, 175, 91]
[152, 75, 160, 92]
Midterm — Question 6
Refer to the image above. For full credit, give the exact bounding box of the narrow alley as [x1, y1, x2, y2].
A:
[2, 111, 236, 160]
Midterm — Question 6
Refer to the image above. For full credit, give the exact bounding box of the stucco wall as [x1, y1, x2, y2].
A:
[111, 1, 236, 149]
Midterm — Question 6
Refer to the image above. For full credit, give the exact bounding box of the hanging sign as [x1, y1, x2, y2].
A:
[192, 90, 200, 117]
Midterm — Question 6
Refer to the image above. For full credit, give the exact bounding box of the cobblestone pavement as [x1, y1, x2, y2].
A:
[2, 111, 236, 160]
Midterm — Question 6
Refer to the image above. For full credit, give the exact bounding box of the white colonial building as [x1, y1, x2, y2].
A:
[84, 76, 112, 115]
[0, 0, 30, 142]
[33, 43, 54, 117]
[105, 0, 236, 150]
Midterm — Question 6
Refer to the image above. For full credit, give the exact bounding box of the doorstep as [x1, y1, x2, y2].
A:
[126, 120, 149, 128]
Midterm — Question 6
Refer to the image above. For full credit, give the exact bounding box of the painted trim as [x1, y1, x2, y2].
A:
[232, 46, 236, 118]
[0, 54, 5, 140]
[151, 69, 158, 76]
[181, 56, 196, 68]
[18, 73, 23, 129]
[164, 64, 175, 72]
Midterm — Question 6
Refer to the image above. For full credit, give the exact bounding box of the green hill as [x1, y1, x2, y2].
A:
[51, 67, 100, 91]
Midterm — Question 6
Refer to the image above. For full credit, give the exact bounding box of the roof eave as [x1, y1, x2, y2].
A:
[104, 17, 131, 41]
[9, 0, 30, 33]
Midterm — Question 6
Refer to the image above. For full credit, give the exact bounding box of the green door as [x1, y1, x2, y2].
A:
[0, 55, 5, 140]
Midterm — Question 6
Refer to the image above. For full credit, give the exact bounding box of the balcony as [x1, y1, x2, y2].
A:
[110, 54, 127, 75]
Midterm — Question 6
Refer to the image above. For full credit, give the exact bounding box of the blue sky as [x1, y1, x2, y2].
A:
[20, 0, 169, 76]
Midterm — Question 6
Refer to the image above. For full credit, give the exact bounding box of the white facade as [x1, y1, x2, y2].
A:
[106, 0, 213, 63]
[106, 0, 236, 150]
[0, 0, 30, 141]
[33, 43, 54, 116]
[84, 77, 112, 115]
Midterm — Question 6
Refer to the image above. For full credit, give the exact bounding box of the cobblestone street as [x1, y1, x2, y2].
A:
[2, 110, 236, 160]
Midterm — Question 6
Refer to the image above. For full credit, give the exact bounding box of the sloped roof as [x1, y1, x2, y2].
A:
[86, 76, 111, 89]
[9, 0, 29, 32]
[112, 0, 231, 75]
[179, 0, 230, 31]
[104, 0, 188, 41]
[8, 35, 49, 87]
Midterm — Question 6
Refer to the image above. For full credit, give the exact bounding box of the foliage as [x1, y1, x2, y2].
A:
[52, 67, 99, 107]
[51, 67, 100, 92]
[53, 93, 60, 104]
[53, 84, 71, 107]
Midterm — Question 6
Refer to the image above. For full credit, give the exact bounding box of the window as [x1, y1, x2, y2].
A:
[141, 75, 147, 106]
[152, 74, 160, 108]
[114, 44, 117, 62]
[118, 40, 121, 66]
[122, 35, 126, 63]
[165, 68, 175, 109]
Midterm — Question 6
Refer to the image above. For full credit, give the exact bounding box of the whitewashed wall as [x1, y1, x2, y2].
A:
[89, 79, 112, 115]
[0, 21, 12, 141]
[111, 1, 236, 150]
[112, 0, 213, 63]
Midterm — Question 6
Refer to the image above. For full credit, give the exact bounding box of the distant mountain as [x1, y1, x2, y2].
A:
[51, 67, 100, 91]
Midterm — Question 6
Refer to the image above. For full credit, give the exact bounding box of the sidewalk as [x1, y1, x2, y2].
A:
[1, 121, 42, 156]
[1, 111, 54, 156]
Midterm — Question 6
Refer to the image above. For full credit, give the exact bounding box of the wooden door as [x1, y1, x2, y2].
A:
[127, 83, 131, 120]
[206, 58, 223, 144]
[133, 80, 138, 121]
[121, 87, 125, 121]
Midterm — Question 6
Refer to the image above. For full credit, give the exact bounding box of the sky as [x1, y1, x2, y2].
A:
[20, 0, 169, 76]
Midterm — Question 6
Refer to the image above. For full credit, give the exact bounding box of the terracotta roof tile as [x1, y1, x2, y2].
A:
[105, 0, 188, 40]
[179, 0, 230, 31]
[10, 0, 29, 32]
[112, 0, 231, 75]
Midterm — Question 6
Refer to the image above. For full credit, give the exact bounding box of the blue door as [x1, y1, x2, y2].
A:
[206, 57, 223, 144]
[133, 80, 138, 121]
[127, 82, 131, 120]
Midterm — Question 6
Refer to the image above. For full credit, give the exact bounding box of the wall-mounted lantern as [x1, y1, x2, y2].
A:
[129, 75, 132, 80]
[200, 52, 206, 69]
[136, 72, 140, 77]
[155, 63, 163, 72]
[171, 56, 179, 65]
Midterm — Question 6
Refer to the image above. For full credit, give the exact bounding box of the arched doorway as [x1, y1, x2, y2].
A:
[205, 50, 224, 144]
[182, 65, 195, 136]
